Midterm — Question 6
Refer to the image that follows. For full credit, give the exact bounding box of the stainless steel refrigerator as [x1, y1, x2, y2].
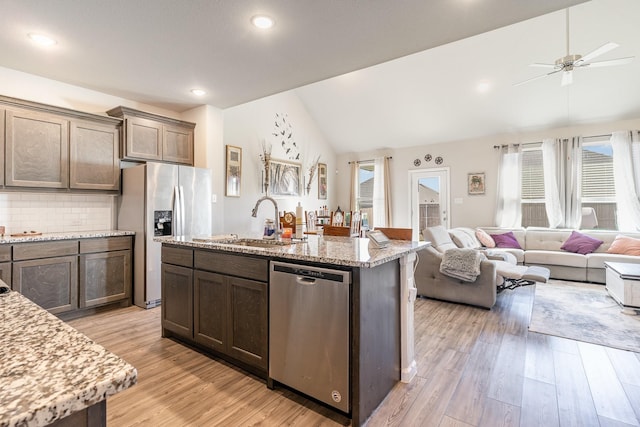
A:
[118, 162, 212, 309]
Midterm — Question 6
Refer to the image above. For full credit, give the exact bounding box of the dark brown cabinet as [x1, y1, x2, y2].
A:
[9, 236, 132, 316]
[0, 95, 121, 193]
[5, 108, 69, 189]
[162, 246, 268, 374]
[70, 120, 120, 191]
[0, 245, 10, 285]
[107, 106, 194, 165]
[79, 237, 132, 307]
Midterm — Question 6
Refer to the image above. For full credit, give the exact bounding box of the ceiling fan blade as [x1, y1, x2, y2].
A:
[578, 42, 619, 63]
[530, 63, 557, 68]
[513, 69, 562, 87]
[561, 70, 573, 86]
[582, 56, 635, 68]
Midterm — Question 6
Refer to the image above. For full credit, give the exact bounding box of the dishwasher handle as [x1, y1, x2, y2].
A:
[296, 277, 317, 286]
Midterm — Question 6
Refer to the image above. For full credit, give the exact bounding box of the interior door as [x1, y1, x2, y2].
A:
[409, 168, 450, 240]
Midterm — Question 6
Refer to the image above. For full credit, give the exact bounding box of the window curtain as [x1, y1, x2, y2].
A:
[610, 131, 640, 231]
[541, 138, 563, 228]
[495, 144, 522, 228]
[633, 131, 640, 201]
[562, 137, 583, 229]
[349, 161, 358, 212]
[372, 156, 392, 227]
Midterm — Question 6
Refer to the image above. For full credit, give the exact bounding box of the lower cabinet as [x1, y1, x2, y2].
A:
[194, 271, 267, 371]
[13, 255, 78, 314]
[9, 236, 133, 317]
[161, 263, 193, 339]
[162, 246, 268, 374]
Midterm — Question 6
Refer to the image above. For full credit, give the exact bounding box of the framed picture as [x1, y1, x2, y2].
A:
[269, 158, 301, 197]
[468, 172, 485, 195]
[225, 145, 242, 197]
[318, 162, 327, 200]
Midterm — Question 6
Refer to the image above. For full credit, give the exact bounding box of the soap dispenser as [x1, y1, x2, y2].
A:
[295, 202, 304, 239]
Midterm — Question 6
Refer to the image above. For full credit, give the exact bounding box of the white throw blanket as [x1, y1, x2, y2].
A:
[440, 248, 486, 282]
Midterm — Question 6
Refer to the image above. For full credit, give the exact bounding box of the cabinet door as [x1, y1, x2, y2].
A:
[0, 262, 11, 287]
[79, 250, 131, 308]
[13, 255, 78, 314]
[161, 263, 193, 338]
[70, 120, 120, 190]
[163, 124, 193, 165]
[5, 108, 69, 188]
[124, 116, 162, 161]
[227, 276, 268, 370]
[0, 108, 4, 186]
[193, 270, 227, 352]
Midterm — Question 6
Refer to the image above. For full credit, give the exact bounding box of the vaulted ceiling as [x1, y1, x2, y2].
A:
[2, 0, 638, 154]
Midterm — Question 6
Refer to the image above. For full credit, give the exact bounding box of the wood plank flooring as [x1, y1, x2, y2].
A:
[68, 285, 640, 426]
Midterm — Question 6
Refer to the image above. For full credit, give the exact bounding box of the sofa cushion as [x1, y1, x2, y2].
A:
[607, 235, 640, 256]
[560, 231, 604, 255]
[449, 228, 481, 249]
[586, 253, 640, 269]
[491, 231, 523, 249]
[476, 228, 495, 248]
[525, 250, 587, 268]
[423, 226, 457, 253]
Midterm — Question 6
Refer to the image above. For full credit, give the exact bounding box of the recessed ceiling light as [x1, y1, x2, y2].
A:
[191, 89, 206, 96]
[251, 15, 275, 29]
[476, 80, 491, 93]
[28, 33, 57, 47]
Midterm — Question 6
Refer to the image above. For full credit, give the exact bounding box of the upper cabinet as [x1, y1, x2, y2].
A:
[107, 106, 194, 166]
[0, 95, 122, 193]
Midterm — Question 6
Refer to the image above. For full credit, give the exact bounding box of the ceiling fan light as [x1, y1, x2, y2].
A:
[561, 71, 573, 86]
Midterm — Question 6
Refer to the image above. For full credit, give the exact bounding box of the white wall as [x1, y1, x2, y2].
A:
[223, 91, 337, 236]
[337, 117, 640, 229]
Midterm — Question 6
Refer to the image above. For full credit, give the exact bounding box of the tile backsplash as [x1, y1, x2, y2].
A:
[0, 193, 117, 234]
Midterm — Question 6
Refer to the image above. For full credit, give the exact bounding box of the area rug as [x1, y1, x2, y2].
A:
[529, 280, 640, 353]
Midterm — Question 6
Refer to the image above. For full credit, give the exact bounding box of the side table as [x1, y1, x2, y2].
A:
[605, 261, 640, 315]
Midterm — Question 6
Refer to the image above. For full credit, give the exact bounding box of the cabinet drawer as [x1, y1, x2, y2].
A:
[80, 236, 132, 253]
[13, 240, 78, 260]
[162, 246, 193, 268]
[195, 250, 268, 282]
[0, 245, 11, 262]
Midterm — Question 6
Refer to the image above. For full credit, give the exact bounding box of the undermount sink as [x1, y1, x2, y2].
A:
[193, 236, 293, 248]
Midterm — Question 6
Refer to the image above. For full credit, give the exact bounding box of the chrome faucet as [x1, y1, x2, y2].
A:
[251, 196, 281, 237]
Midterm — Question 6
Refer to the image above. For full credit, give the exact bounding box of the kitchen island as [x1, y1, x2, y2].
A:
[157, 234, 428, 426]
[0, 290, 137, 427]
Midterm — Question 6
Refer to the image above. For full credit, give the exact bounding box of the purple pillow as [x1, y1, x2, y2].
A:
[561, 231, 603, 255]
[490, 231, 522, 249]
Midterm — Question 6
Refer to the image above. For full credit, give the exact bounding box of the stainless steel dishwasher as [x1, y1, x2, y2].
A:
[269, 261, 351, 413]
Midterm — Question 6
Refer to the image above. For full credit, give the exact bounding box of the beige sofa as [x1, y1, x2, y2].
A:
[446, 226, 640, 284]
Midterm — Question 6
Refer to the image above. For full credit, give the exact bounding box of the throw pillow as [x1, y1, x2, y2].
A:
[449, 229, 480, 249]
[490, 231, 522, 249]
[560, 231, 604, 255]
[607, 235, 640, 256]
[476, 228, 496, 248]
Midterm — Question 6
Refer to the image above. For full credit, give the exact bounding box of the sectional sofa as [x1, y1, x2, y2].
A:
[446, 226, 640, 284]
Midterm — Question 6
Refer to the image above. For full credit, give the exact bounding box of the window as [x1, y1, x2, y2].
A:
[520, 144, 548, 227]
[356, 161, 374, 226]
[581, 138, 616, 229]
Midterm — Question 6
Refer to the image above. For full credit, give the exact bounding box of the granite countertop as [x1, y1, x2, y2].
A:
[156, 234, 429, 268]
[0, 230, 135, 244]
[0, 291, 137, 427]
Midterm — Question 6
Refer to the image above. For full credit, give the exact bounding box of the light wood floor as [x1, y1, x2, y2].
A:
[68, 285, 640, 427]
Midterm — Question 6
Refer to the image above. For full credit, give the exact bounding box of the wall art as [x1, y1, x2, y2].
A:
[269, 158, 302, 197]
[318, 162, 327, 200]
[468, 172, 486, 195]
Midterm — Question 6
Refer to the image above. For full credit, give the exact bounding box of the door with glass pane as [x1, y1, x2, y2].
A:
[409, 168, 450, 240]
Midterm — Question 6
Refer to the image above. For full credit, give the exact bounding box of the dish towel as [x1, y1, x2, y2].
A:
[440, 248, 486, 282]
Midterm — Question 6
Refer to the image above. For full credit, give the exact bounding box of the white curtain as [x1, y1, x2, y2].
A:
[495, 144, 522, 227]
[562, 137, 583, 228]
[542, 138, 563, 228]
[633, 131, 640, 201]
[372, 157, 391, 227]
[349, 161, 358, 212]
[610, 131, 640, 231]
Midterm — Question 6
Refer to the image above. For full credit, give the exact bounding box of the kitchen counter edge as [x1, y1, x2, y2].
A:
[0, 230, 135, 244]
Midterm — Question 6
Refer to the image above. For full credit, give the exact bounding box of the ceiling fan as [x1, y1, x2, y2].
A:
[514, 9, 634, 87]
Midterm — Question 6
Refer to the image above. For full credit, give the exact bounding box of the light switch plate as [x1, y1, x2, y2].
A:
[212, 194, 217, 203]
[454, 198, 463, 204]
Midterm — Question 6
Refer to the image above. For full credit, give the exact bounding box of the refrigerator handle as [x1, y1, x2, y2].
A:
[179, 186, 186, 236]
[173, 186, 181, 236]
